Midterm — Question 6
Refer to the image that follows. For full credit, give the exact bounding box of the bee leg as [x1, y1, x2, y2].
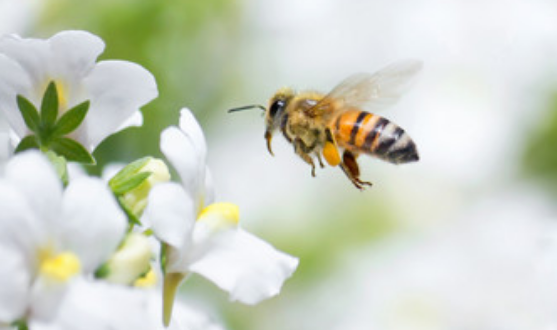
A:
[315, 152, 325, 168]
[294, 138, 317, 177]
[340, 151, 372, 190]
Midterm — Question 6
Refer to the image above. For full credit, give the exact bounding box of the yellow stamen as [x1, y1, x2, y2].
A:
[198, 202, 240, 226]
[55, 80, 69, 111]
[40, 252, 81, 283]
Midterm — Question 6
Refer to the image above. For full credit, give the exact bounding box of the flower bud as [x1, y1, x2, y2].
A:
[111, 157, 170, 218]
[100, 233, 153, 285]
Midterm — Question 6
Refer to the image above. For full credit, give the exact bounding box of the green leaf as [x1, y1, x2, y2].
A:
[51, 100, 90, 137]
[45, 150, 69, 186]
[41, 82, 59, 128]
[16, 95, 40, 133]
[111, 171, 151, 195]
[109, 157, 152, 189]
[49, 137, 95, 164]
[94, 263, 110, 279]
[14, 135, 39, 153]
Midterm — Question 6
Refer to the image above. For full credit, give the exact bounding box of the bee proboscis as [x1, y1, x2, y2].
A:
[229, 60, 422, 190]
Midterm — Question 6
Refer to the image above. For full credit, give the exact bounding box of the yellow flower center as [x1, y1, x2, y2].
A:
[39, 251, 81, 283]
[55, 80, 69, 111]
[198, 202, 240, 227]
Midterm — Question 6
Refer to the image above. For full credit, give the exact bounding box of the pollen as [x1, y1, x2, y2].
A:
[40, 251, 81, 283]
[198, 202, 240, 226]
[57, 82, 69, 111]
[323, 141, 341, 166]
[134, 269, 157, 288]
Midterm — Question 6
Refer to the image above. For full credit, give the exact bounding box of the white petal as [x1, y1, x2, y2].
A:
[0, 243, 30, 322]
[178, 108, 207, 162]
[188, 229, 299, 304]
[0, 53, 34, 137]
[29, 275, 72, 322]
[30, 279, 153, 330]
[59, 177, 127, 273]
[0, 34, 50, 97]
[142, 183, 195, 251]
[0, 180, 44, 263]
[160, 126, 205, 210]
[47, 30, 105, 85]
[4, 151, 62, 230]
[0, 131, 10, 168]
[79, 60, 158, 150]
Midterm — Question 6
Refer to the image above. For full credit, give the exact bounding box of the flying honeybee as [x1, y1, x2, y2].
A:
[228, 60, 422, 190]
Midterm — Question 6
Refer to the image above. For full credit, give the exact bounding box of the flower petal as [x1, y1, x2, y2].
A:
[30, 279, 153, 330]
[47, 30, 105, 85]
[188, 228, 299, 304]
[0, 179, 44, 263]
[160, 125, 208, 213]
[0, 131, 12, 165]
[78, 60, 158, 150]
[59, 177, 127, 273]
[0, 53, 34, 137]
[0, 243, 30, 322]
[28, 275, 72, 322]
[4, 151, 62, 230]
[142, 183, 195, 252]
[178, 108, 206, 162]
[0, 34, 50, 99]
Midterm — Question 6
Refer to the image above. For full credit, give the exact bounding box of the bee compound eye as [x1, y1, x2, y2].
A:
[270, 100, 285, 117]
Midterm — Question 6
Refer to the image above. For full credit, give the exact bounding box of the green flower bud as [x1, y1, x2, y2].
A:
[110, 157, 170, 218]
[101, 233, 153, 285]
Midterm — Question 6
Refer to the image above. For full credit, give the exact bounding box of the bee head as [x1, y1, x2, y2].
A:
[265, 88, 294, 130]
[227, 88, 294, 157]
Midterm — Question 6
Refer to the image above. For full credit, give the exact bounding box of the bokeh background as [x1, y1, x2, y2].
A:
[3, 0, 557, 329]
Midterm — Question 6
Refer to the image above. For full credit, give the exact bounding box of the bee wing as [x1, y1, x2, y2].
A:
[309, 60, 423, 119]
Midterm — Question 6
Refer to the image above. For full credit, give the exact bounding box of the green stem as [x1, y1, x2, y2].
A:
[162, 272, 186, 327]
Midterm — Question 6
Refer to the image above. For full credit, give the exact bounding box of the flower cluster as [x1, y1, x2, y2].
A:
[0, 31, 298, 330]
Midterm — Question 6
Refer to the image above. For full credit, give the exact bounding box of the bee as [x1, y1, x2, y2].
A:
[228, 60, 421, 190]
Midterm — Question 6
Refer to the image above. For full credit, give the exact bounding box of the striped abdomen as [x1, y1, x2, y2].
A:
[332, 110, 419, 164]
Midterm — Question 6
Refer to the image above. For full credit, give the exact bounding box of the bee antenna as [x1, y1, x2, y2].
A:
[227, 104, 266, 113]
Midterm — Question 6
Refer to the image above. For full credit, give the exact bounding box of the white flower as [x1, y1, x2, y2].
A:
[0, 30, 158, 152]
[142, 108, 299, 326]
[0, 151, 127, 324]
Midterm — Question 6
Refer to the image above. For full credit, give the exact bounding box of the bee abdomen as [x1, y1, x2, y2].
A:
[333, 111, 419, 164]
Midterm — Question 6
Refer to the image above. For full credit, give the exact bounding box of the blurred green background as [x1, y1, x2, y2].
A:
[4, 0, 557, 329]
